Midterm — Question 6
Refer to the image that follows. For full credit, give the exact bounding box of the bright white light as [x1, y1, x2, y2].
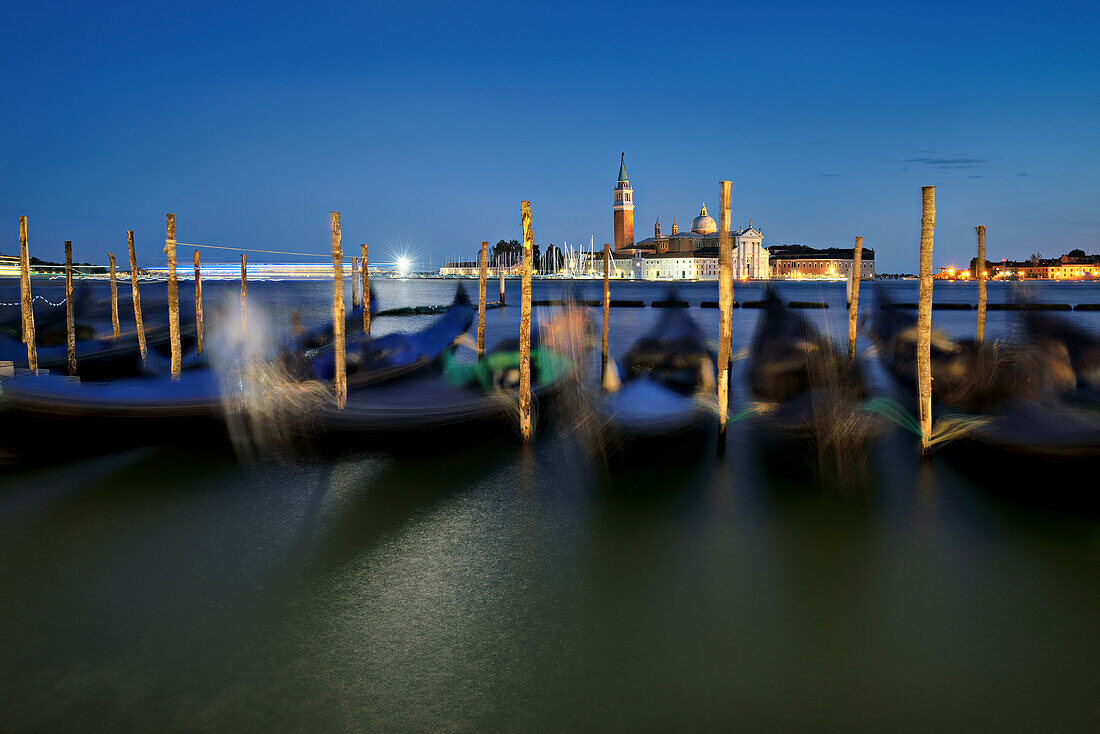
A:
[397, 256, 410, 276]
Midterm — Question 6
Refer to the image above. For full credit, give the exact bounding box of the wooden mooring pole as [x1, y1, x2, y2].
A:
[975, 225, 987, 344]
[108, 252, 120, 339]
[127, 230, 147, 362]
[351, 257, 360, 310]
[240, 254, 247, 333]
[361, 244, 370, 335]
[602, 242, 610, 385]
[716, 180, 734, 455]
[917, 186, 936, 455]
[165, 214, 181, 377]
[18, 217, 37, 372]
[477, 241, 488, 357]
[848, 235, 863, 362]
[332, 212, 346, 408]
[193, 250, 204, 354]
[519, 201, 533, 443]
[64, 241, 76, 376]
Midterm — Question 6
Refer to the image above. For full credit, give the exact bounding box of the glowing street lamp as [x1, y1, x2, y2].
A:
[397, 256, 411, 277]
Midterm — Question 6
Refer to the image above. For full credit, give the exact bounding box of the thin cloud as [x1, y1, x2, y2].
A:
[884, 153, 1033, 178]
[897, 156, 990, 169]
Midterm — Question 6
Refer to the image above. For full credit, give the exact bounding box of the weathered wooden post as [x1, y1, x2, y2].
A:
[64, 241, 77, 375]
[240, 254, 247, 333]
[361, 243, 370, 335]
[602, 242, 610, 384]
[716, 180, 734, 455]
[165, 214, 181, 377]
[332, 212, 346, 408]
[848, 235, 863, 361]
[477, 241, 488, 356]
[917, 186, 936, 455]
[499, 254, 506, 305]
[127, 230, 147, 362]
[975, 225, 987, 344]
[519, 201, 533, 443]
[18, 217, 37, 371]
[108, 251, 120, 339]
[351, 256, 360, 310]
[193, 249, 204, 354]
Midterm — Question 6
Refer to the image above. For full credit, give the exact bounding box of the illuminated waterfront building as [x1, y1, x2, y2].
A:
[768, 244, 875, 280]
[990, 252, 1100, 279]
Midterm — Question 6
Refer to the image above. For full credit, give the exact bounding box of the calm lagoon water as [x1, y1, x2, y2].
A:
[1, 278, 1098, 731]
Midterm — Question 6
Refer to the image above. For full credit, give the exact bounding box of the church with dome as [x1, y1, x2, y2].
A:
[612, 155, 770, 280]
[689, 204, 718, 234]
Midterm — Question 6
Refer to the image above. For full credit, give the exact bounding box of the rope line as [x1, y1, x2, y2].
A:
[857, 396, 922, 436]
[729, 404, 771, 422]
[855, 396, 989, 446]
[179, 242, 331, 258]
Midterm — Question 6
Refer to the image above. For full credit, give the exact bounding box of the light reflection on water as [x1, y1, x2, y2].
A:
[0, 279, 1098, 730]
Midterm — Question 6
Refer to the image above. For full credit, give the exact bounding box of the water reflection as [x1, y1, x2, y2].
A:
[1, 279, 1099, 729]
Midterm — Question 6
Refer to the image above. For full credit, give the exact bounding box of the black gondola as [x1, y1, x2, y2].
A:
[313, 335, 575, 443]
[871, 288, 1100, 460]
[0, 287, 475, 458]
[595, 291, 716, 446]
[747, 288, 880, 458]
[0, 295, 199, 379]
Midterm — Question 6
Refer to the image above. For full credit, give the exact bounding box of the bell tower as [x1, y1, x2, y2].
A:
[613, 152, 634, 252]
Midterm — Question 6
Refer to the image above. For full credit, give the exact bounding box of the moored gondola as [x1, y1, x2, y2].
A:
[312, 335, 575, 443]
[871, 287, 1100, 460]
[595, 292, 716, 447]
[0, 305, 198, 379]
[299, 286, 473, 388]
[0, 287, 475, 458]
[747, 288, 880, 459]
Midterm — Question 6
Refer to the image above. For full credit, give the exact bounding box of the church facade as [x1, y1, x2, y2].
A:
[613, 156, 769, 280]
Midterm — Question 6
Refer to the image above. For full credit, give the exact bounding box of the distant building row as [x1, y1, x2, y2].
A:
[604, 155, 874, 280]
[445, 155, 878, 279]
[440, 242, 875, 281]
[991, 252, 1100, 280]
[933, 251, 1100, 281]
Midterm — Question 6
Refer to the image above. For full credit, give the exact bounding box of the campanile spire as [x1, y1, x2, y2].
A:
[613, 153, 635, 252]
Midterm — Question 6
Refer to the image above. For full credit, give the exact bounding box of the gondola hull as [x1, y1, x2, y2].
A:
[0, 323, 197, 379]
[597, 376, 711, 444]
[0, 293, 476, 459]
[312, 375, 564, 443]
[748, 290, 880, 454]
[871, 288, 1100, 460]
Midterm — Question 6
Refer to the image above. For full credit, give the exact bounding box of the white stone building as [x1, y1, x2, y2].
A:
[732, 227, 769, 280]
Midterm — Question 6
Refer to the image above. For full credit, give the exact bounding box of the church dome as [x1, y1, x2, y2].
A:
[691, 204, 717, 235]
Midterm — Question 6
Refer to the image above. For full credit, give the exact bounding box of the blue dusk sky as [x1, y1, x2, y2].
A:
[2, 0, 1098, 271]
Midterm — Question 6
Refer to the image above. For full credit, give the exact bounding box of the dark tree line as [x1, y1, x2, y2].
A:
[489, 239, 566, 273]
